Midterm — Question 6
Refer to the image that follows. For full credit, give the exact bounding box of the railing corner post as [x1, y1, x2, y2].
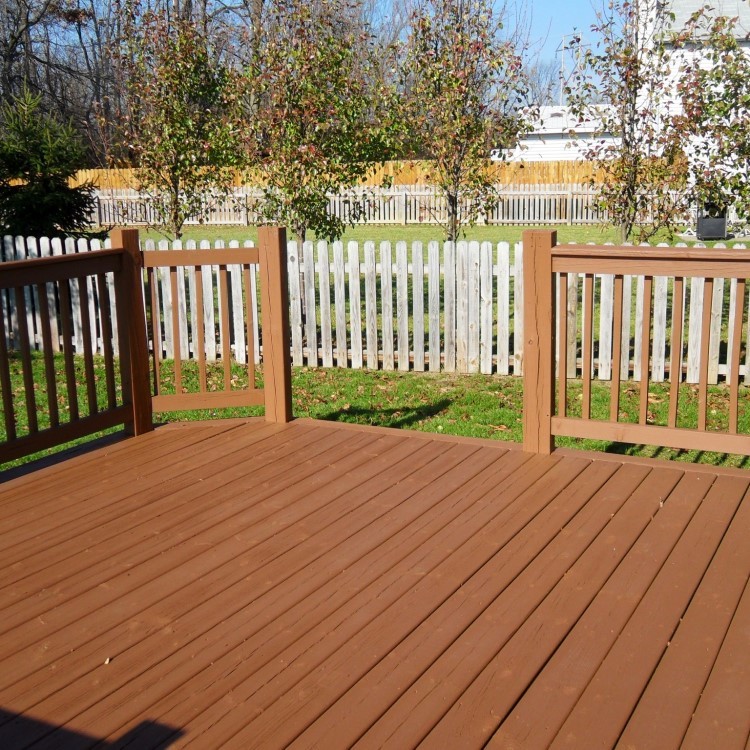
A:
[259, 226, 293, 423]
[522, 230, 556, 454]
[112, 227, 153, 436]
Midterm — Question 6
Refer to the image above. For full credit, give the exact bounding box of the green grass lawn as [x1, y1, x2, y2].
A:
[137, 223, 626, 247]
[132, 221, 747, 250]
[2, 354, 749, 471]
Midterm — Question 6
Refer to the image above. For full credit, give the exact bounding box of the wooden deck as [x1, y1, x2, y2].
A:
[1, 418, 749, 749]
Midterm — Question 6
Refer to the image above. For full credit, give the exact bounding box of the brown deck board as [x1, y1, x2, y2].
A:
[0, 423, 363, 640]
[44, 436, 467, 739]
[618, 479, 750, 749]
[493, 476, 748, 749]
[123, 446, 548, 748]
[680, 575, 750, 750]
[1, 418, 749, 749]
[547, 474, 748, 749]
[1, 428, 393, 699]
[359, 464, 682, 749]
[0, 420, 303, 569]
[183, 455, 587, 748]
[292, 459, 628, 750]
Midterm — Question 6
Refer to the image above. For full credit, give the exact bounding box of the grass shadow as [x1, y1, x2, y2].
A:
[593, 440, 750, 469]
[318, 397, 453, 430]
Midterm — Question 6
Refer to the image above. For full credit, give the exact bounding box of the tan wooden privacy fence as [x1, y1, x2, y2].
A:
[2, 233, 749, 386]
[523, 230, 750, 456]
[72, 161, 600, 190]
[90, 184, 606, 227]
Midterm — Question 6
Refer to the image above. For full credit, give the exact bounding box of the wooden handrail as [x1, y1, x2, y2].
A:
[522, 230, 750, 456]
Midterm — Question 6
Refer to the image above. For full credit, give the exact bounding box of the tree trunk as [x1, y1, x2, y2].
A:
[170, 174, 183, 239]
[447, 192, 459, 242]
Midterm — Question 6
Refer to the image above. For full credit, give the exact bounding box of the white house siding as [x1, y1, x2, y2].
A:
[498, 106, 618, 163]
[666, 0, 750, 35]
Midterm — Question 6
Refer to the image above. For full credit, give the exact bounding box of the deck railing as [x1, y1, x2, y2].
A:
[0, 227, 292, 463]
[142, 225, 292, 422]
[0, 230, 152, 463]
[523, 230, 750, 456]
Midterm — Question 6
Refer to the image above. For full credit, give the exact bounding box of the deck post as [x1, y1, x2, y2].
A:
[259, 226, 293, 423]
[522, 230, 556, 454]
[111, 228, 153, 436]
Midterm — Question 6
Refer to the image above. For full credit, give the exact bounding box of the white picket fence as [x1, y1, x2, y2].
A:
[90, 184, 607, 228]
[2, 234, 749, 384]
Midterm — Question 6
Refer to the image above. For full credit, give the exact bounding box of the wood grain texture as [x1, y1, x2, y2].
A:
[1, 419, 747, 749]
[522, 230, 556, 453]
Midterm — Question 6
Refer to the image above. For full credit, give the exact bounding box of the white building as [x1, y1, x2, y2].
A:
[494, 106, 615, 163]
[664, 0, 750, 37]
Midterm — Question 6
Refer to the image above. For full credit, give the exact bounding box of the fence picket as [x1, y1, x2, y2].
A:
[185, 241, 198, 364]
[25, 237, 42, 351]
[687, 277, 703, 383]
[3, 234, 746, 389]
[333, 241, 348, 367]
[412, 241, 425, 372]
[318, 241, 333, 368]
[652, 275, 668, 381]
[36, 237, 60, 353]
[303, 240, 317, 367]
[288, 241, 304, 366]
[428, 241, 440, 372]
[709, 277, 724, 384]
[480, 242, 493, 374]
[173, 239, 190, 360]
[348, 242, 363, 369]
[496, 242, 510, 375]
[199, 240, 216, 361]
[444, 241, 456, 372]
[229, 241, 246, 365]
[396, 241, 409, 371]
[455, 241, 468, 372]
[468, 241, 480, 373]
[381, 241, 394, 370]
[364, 241, 378, 369]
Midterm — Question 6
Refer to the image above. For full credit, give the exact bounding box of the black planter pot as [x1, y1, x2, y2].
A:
[696, 203, 727, 241]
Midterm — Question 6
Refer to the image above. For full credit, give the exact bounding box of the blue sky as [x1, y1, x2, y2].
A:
[530, 0, 600, 62]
